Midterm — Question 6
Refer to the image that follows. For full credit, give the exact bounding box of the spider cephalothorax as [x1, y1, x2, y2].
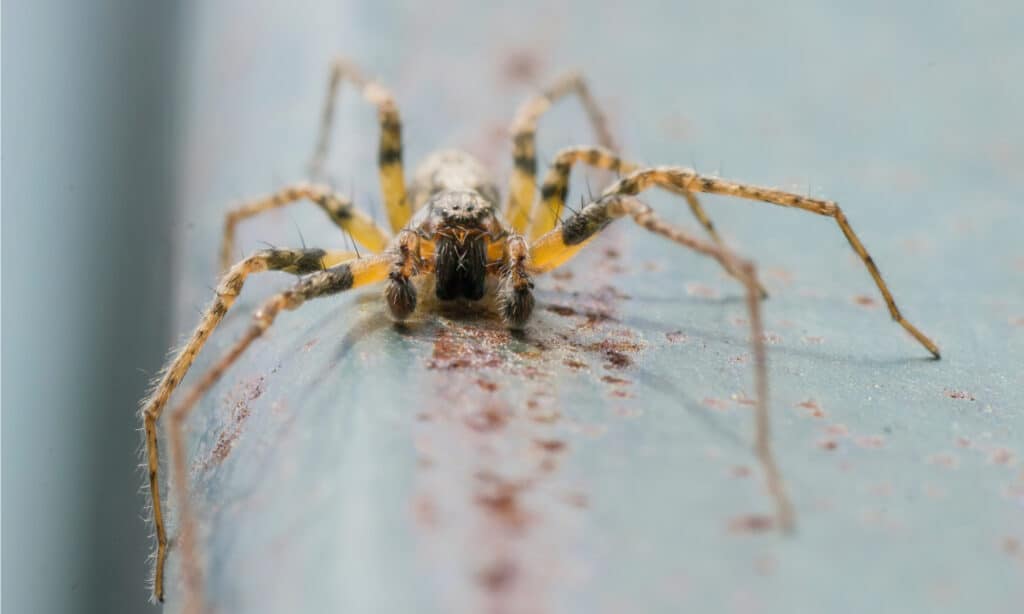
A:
[139, 58, 940, 611]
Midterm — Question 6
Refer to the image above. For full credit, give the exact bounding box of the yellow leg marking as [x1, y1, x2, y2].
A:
[603, 167, 940, 357]
[528, 147, 727, 267]
[504, 72, 616, 234]
[220, 183, 390, 272]
[309, 58, 410, 233]
[163, 254, 390, 610]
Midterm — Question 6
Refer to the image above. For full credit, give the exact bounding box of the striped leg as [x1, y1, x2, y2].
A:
[529, 146, 764, 295]
[140, 247, 355, 603]
[601, 167, 940, 358]
[309, 58, 411, 232]
[496, 234, 535, 328]
[504, 71, 616, 233]
[530, 195, 794, 533]
[528, 146, 721, 247]
[221, 183, 391, 272]
[164, 255, 390, 613]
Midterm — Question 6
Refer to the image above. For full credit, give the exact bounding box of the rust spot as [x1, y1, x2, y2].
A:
[610, 389, 633, 399]
[202, 376, 263, 470]
[603, 349, 632, 368]
[817, 438, 839, 451]
[944, 389, 976, 401]
[603, 247, 621, 260]
[562, 492, 589, 508]
[955, 436, 972, 448]
[685, 282, 720, 299]
[302, 338, 319, 352]
[702, 397, 730, 411]
[601, 375, 631, 385]
[477, 557, 518, 593]
[545, 304, 577, 317]
[613, 406, 643, 418]
[465, 403, 510, 433]
[731, 392, 757, 407]
[500, 48, 541, 84]
[728, 515, 775, 534]
[1003, 537, 1021, 556]
[476, 378, 499, 392]
[855, 435, 886, 449]
[760, 332, 783, 345]
[989, 447, 1015, 465]
[583, 338, 643, 369]
[563, 358, 588, 370]
[730, 465, 752, 478]
[533, 439, 567, 454]
[665, 330, 687, 343]
[796, 399, 826, 418]
[475, 474, 530, 530]
[551, 269, 574, 281]
[853, 294, 878, 308]
[413, 495, 437, 528]
[427, 327, 508, 371]
[825, 423, 849, 437]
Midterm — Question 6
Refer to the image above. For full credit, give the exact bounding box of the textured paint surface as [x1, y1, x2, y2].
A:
[164, 1, 1022, 613]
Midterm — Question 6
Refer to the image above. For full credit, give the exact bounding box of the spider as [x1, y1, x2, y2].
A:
[140, 57, 941, 610]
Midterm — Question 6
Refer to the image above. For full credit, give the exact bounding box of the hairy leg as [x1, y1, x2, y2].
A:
[220, 183, 390, 271]
[309, 57, 411, 232]
[530, 194, 794, 532]
[140, 247, 354, 603]
[504, 71, 616, 233]
[602, 167, 940, 357]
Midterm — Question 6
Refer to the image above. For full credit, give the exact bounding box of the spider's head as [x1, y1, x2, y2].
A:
[429, 189, 495, 229]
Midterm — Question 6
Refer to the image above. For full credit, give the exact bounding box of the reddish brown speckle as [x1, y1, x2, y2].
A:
[825, 424, 850, 437]
[855, 435, 886, 449]
[817, 438, 839, 451]
[853, 294, 878, 308]
[728, 515, 775, 534]
[730, 465, 752, 478]
[464, 403, 509, 433]
[477, 557, 518, 593]
[563, 358, 588, 370]
[686, 282, 720, 299]
[665, 330, 687, 343]
[702, 397, 730, 411]
[801, 335, 825, 345]
[475, 378, 499, 392]
[533, 439, 567, 454]
[944, 389, 976, 401]
[989, 447, 1015, 466]
[601, 375, 631, 385]
[926, 453, 960, 469]
[796, 399, 825, 418]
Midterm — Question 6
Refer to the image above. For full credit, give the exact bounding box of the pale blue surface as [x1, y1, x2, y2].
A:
[162, 2, 1022, 613]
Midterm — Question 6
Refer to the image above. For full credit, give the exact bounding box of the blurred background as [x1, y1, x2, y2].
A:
[3, 1, 1022, 613]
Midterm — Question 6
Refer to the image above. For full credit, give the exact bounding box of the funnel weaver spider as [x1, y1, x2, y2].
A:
[139, 57, 940, 611]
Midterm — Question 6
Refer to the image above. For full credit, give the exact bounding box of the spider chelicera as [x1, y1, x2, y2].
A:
[140, 57, 940, 610]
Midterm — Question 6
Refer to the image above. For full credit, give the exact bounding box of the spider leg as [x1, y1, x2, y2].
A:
[525, 146, 762, 294]
[308, 57, 411, 232]
[504, 71, 615, 233]
[164, 255, 391, 613]
[530, 195, 794, 532]
[220, 183, 391, 271]
[140, 246, 358, 603]
[528, 146, 720, 247]
[603, 167, 940, 358]
[496, 234, 535, 328]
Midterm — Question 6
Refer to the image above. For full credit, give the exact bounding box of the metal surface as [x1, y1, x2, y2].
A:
[163, 1, 1022, 612]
